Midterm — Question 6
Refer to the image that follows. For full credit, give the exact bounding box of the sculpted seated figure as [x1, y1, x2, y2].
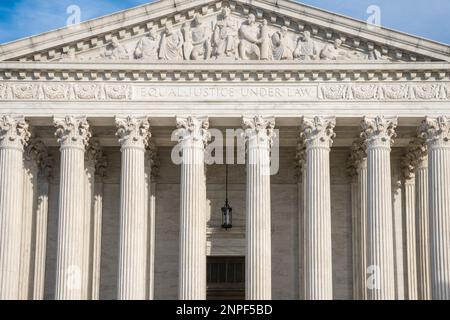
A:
[239, 14, 262, 60]
[134, 28, 160, 60]
[159, 25, 184, 61]
[368, 48, 388, 60]
[293, 31, 319, 61]
[101, 39, 129, 60]
[212, 7, 238, 59]
[272, 26, 294, 60]
[320, 39, 361, 61]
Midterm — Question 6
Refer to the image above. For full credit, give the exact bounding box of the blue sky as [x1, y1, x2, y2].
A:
[0, 0, 449, 45]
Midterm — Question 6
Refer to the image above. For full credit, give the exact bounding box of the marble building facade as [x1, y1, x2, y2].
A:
[0, 0, 449, 300]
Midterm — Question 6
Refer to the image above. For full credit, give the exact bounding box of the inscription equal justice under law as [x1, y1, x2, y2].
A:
[134, 85, 318, 101]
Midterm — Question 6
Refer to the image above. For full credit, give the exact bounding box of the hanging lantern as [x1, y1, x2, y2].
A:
[221, 165, 232, 230]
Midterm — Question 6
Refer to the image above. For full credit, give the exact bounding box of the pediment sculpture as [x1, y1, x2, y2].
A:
[63, 8, 391, 63]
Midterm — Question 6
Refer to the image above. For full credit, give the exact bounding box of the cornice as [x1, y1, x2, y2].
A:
[1, 61, 450, 82]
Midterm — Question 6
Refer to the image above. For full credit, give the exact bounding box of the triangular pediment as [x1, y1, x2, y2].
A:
[0, 0, 449, 63]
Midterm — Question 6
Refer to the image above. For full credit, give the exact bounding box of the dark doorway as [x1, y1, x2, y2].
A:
[207, 256, 245, 300]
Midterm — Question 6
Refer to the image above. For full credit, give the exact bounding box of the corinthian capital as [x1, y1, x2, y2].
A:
[115, 116, 151, 149]
[347, 138, 367, 178]
[85, 139, 106, 169]
[146, 141, 160, 180]
[54, 116, 91, 149]
[295, 136, 307, 182]
[176, 116, 210, 147]
[0, 115, 30, 150]
[401, 138, 427, 180]
[242, 115, 276, 147]
[419, 116, 450, 147]
[299, 116, 336, 149]
[361, 116, 397, 148]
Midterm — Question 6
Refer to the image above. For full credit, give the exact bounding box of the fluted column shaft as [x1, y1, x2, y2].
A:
[91, 179, 104, 300]
[404, 178, 418, 300]
[300, 116, 335, 300]
[362, 116, 397, 300]
[18, 158, 38, 300]
[420, 116, 450, 300]
[91, 147, 106, 300]
[32, 145, 51, 300]
[148, 181, 156, 300]
[177, 116, 209, 300]
[356, 159, 368, 299]
[351, 178, 359, 299]
[0, 115, 30, 300]
[54, 116, 91, 300]
[33, 177, 50, 300]
[349, 141, 368, 300]
[416, 155, 431, 300]
[145, 146, 158, 300]
[82, 160, 95, 299]
[243, 116, 275, 300]
[116, 116, 150, 300]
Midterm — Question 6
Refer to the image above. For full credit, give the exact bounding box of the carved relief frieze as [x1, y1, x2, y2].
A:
[317, 83, 450, 101]
[1, 81, 450, 102]
[0, 83, 132, 101]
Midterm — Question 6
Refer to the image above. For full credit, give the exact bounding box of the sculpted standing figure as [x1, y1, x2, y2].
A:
[159, 25, 184, 61]
[260, 19, 272, 60]
[239, 14, 262, 60]
[190, 14, 212, 60]
[271, 26, 294, 60]
[293, 31, 318, 61]
[134, 28, 160, 60]
[182, 22, 194, 60]
[212, 7, 238, 59]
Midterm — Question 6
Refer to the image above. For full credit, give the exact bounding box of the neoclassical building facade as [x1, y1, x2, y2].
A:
[0, 0, 449, 300]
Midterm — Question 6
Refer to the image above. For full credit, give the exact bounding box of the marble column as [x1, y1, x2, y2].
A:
[402, 139, 426, 300]
[177, 116, 210, 300]
[349, 139, 368, 300]
[18, 139, 40, 300]
[81, 140, 105, 300]
[54, 116, 91, 300]
[0, 115, 30, 300]
[296, 141, 306, 300]
[116, 116, 151, 300]
[300, 116, 336, 300]
[403, 177, 418, 300]
[361, 116, 397, 300]
[146, 143, 159, 300]
[420, 116, 450, 300]
[415, 145, 431, 300]
[81, 142, 96, 300]
[32, 146, 52, 300]
[91, 150, 107, 300]
[242, 115, 275, 300]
